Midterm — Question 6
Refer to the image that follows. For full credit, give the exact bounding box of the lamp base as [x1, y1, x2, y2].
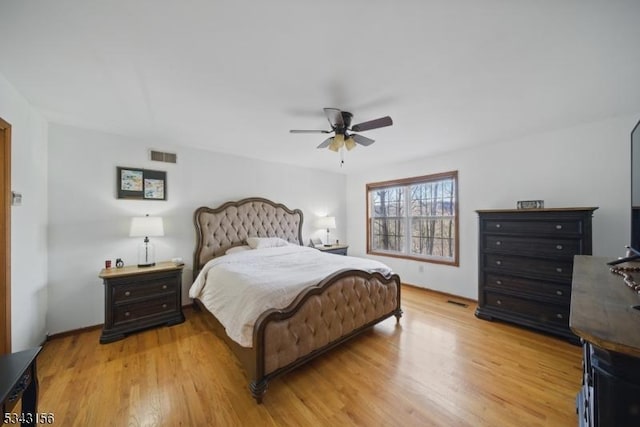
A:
[137, 262, 156, 268]
[137, 240, 156, 268]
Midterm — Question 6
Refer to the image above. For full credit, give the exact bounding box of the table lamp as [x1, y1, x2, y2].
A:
[316, 216, 336, 246]
[129, 215, 164, 267]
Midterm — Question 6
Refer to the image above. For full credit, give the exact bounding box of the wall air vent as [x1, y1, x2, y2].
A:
[150, 150, 177, 164]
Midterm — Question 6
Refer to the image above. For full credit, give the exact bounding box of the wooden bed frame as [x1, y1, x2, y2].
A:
[192, 197, 402, 403]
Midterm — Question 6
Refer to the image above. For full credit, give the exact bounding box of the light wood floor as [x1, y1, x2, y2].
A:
[36, 286, 581, 426]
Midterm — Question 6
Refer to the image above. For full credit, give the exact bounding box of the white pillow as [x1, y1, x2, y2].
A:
[225, 245, 252, 255]
[246, 237, 289, 249]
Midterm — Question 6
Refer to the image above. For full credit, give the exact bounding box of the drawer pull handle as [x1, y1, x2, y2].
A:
[125, 311, 130, 317]
[125, 291, 131, 297]
[556, 224, 563, 230]
[496, 299, 502, 305]
[556, 313, 564, 319]
[556, 244, 563, 250]
[495, 241, 502, 246]
[495, 260, 502, 266]
[495, 223, 501, 229]
[496, 280, 503, 285]
[556, 290, 563, 296]
[162, 304, 167, 309]
[162, 285, 167, 290]
[556, 267, 563, 273]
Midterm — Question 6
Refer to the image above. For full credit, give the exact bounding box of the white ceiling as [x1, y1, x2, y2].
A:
[1, 0, 639, 173]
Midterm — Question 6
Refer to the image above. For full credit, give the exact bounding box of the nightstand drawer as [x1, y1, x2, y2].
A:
[113, 277, 177, 303]
[316, 244, 349, 256]
[324, 247, 347, 255]
[113, 296, 177, 325]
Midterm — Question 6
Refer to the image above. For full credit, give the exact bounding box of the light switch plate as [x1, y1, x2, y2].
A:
[11, 191, 22, 206]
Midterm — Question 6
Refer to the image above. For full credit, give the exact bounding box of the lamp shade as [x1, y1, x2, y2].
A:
[316, 216, 336, 230]
[129, 216, 164, 237]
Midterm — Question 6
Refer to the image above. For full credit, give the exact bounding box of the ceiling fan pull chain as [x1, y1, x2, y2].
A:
[340, 147, 345, 167]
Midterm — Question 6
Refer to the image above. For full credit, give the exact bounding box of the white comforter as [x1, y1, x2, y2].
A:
[189, 245, 392, 347]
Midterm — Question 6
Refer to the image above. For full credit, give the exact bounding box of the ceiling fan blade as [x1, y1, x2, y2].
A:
[324, 108, 344, 128]
[352, 133, 375, 146]
[317, 137, 333, 149]
[351, 116, 393, 132]
[290, 129, 331, 134]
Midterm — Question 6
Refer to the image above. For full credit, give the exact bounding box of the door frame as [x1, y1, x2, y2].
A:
[1, 116, 11, 354]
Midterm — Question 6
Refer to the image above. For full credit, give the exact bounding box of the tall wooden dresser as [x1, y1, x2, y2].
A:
[475, 207, 597, 341]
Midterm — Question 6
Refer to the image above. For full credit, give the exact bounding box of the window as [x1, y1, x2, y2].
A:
[367, 171, 459, 266]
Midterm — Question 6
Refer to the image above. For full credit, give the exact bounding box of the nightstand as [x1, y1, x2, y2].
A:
[316, 244, 349, 256]
[98, 261, 184, 344]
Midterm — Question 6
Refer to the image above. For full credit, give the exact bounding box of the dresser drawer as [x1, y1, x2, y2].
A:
[483, 254, 574, 281]
[113, 296, 177, 325]
[481, 219, 584, 236]
[484, 273, 570, 302]
[113, 276, 177, 303]
[484, 291, 569, 326]
[483, 235, 582, 257]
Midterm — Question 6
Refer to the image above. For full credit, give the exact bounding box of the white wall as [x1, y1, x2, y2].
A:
[6, 79, 638, 335]
[0, 73, 49, 351]
[47, 124, 347, 334]
[346, 114, 638, 299]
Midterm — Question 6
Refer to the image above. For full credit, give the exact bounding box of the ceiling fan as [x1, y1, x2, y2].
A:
[290, 108, 393, 153]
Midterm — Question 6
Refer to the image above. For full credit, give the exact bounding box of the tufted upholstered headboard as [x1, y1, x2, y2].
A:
[193, 197, 304, 276]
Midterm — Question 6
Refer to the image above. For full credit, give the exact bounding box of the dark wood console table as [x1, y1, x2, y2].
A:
[1, 347, 42, 426]
[570, 256, 640, 426]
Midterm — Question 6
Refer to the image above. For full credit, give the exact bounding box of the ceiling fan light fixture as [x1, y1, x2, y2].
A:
[290, 108, 393, 163]
[328, 137, 340, 152]
[345, 137, 356, 151]
[329, 134, 345, 152]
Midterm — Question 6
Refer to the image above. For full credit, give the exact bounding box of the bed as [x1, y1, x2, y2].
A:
[190, 197, 402, 403]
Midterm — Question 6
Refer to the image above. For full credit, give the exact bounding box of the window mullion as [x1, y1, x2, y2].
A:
[404, 185, 411, 255]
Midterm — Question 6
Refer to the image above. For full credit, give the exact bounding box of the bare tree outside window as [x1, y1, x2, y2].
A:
[367, 171, 458, 266]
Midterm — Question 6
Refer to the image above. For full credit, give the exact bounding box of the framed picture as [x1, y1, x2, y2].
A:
[117, 167, 167, 200]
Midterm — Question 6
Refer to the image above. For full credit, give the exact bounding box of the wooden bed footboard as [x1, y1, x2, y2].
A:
[249, 269, 402, 403]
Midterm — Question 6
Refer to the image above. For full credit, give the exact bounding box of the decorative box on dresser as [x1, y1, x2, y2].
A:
[99, 261, 185, 344]
[571, 255, 640, 427]
[475, 207, 597, 342]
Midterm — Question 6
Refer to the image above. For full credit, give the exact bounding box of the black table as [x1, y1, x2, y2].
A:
[1, 347, 42, 427]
